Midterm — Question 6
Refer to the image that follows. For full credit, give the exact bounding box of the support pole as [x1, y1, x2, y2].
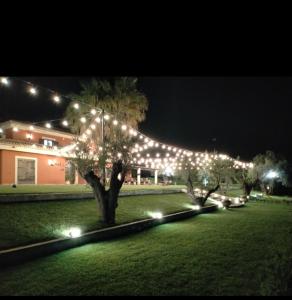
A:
[101, 109, 106, 185]
[137, 168, 141, 185]
[154, 169, 158, 185]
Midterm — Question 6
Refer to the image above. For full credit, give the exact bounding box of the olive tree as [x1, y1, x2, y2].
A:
[234, 151, 289, 197]
[178, 155, 235, 207]
[252, 151, 289, 195]
[66, 78, 148, 225]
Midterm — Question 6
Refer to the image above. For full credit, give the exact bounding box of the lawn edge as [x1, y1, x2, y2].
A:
[0, 204, 218, 268]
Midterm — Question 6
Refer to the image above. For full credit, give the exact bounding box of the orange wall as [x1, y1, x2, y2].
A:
[5, 128, 73, 147]
[0, 150, 67, 185]
[77, 173, 86, 185]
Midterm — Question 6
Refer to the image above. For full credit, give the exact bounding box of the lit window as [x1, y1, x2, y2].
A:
[44, 140, 53, 147]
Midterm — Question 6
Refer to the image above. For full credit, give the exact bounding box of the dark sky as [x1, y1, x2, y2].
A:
[1, 77, 292, 162]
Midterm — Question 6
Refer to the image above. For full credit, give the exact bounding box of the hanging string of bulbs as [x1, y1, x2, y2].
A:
[0, 76, 253, 171]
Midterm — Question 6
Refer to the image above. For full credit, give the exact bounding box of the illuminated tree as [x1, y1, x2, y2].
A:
[251, 151, 289, 195]
[234, 151, 289, 197]
[178, 154, 235, 207]
[233, 166, 257, 200]
[65, 78, 148, 225]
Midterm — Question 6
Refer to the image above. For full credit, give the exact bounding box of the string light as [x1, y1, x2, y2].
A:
[53, 95, 61, 103]
[0, 76, 252, 170]
[1, 77, 9, 85]
[45, 123, 52, 129]
[29, 125, 34, 131]
[29, 87, 37, 95]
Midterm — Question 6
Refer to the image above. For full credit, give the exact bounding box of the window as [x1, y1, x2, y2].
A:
[39, 138, 58, 147]
[44, 139, 53, 147]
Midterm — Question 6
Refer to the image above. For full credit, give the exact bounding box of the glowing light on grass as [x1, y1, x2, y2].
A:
[64, 227, 81, 238]
[209, 199, 224, 208]
[148, 212, 163, 219]
[234, 197, 240, 204]
[184, 204, 201, 210]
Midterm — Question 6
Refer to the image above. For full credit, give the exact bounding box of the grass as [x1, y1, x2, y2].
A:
[0, 184, 186, 194]
[0, 201, 292, 296]
[0, 193, 191, 250]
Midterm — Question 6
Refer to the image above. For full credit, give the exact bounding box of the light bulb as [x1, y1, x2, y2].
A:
[1, 77, 9, 85]
[29, 87, 37, 95]
[53, 95, 60, 103]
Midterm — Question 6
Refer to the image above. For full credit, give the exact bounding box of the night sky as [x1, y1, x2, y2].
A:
[1, 77, 291, 162]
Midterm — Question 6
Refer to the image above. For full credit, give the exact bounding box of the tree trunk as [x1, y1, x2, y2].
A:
[243, 181, 253, 200]
[202, 184, 220, 206]
[186, 174, 220, 207]
[83, 160, 127, 225]
[84, 171, 109, 224]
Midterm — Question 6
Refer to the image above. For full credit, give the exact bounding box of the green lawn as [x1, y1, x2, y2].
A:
[0, 184, 185, 194]
[0, 201, 292, 296]
[0, 193, 191, 250]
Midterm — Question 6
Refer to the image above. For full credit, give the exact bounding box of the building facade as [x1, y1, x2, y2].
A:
[0, 120, 86, 185]
[0, 120, 159, 186]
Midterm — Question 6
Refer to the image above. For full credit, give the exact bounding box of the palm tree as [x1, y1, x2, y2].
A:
[65, 77, 148, 134]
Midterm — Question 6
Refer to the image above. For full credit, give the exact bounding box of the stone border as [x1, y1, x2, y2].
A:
[0, 189, 183, 203]
[0, 204, 217, 268]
